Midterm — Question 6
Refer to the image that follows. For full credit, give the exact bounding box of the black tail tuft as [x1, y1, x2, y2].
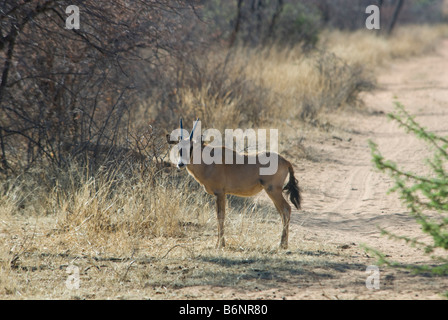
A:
[283, 165, 302, 210]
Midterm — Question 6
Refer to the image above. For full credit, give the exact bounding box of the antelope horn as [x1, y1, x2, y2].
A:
[189, 118, 199, 140]
[180, 118, 183, 140]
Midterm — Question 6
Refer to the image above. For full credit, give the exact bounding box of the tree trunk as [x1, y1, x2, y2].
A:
[388, 0, 404, 35]
[267, 0, 284, 39]
[229, 0, 244, 47]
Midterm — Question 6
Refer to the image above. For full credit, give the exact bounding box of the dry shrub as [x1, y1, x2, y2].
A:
[233, 44, 374, 125]
[140, 47, 271, 132]
[313, 51, 375, 109]
[138, 25, 448, 133]
[176, 86, 243, 132]
[141, 42, 375, 133]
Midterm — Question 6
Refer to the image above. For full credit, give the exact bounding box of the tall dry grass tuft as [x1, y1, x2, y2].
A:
[46, 165, 214, 249]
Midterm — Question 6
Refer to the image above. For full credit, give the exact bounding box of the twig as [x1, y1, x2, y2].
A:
[159, 244, 194, 260]
[120, 260, 136, 282]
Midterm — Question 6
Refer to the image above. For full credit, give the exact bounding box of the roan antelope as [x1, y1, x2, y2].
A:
[166, 119, 301, 249]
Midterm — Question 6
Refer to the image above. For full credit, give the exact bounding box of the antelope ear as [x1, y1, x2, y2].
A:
[166, 134, 177, 145]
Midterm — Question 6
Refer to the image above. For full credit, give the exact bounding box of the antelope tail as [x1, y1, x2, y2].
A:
[283, 163, 302, 210]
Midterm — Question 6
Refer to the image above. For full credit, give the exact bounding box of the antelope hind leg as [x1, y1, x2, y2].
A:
[216, 193, 226, 248]
[265, 187, 291, 249]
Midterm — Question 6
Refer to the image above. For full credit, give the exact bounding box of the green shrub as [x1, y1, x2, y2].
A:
[368, 102, 448, 286]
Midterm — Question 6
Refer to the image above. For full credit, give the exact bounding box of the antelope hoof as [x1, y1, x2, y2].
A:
[216, 238, 226, 249]
[280, 242, 288, 250]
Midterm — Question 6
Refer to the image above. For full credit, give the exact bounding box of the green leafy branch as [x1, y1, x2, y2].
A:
[367, 102, 448, 276]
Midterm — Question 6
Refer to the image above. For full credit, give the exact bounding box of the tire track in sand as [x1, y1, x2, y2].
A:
[291, 39, 448, 240]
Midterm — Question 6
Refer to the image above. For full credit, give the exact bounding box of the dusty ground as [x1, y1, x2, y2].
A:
[2, 40, 448, 301]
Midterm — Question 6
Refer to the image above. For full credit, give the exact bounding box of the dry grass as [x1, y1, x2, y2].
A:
[1, 164, 329, 299]
[0, 162, 297, 298]
[321, 25, 448, 67]
[236, 25, 448, 125]
[1, 24, 448, 299]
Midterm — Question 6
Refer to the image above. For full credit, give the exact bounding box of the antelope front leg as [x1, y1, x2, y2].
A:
[216, 193, 226, 248]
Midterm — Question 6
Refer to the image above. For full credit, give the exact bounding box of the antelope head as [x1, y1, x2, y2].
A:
[166, 118, 200, 169]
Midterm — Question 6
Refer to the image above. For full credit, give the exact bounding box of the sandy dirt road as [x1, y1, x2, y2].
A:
[285, 39, 448, 299]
